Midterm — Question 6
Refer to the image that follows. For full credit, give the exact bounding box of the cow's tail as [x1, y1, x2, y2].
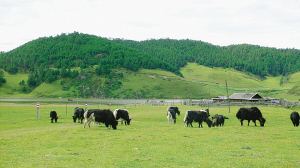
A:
[224, 116, 229, 119]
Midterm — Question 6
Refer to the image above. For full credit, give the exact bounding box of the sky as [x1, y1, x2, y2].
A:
[1, 0, 300, 52]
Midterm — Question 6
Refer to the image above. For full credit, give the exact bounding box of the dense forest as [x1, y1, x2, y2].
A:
[113, 39, 300, 77]
[0, 32, 300, 98]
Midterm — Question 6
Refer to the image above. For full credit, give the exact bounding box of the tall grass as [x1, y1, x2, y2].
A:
[1, 102, 299, 167]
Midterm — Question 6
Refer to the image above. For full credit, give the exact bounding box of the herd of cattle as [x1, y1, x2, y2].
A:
[49, 106, 300, 129]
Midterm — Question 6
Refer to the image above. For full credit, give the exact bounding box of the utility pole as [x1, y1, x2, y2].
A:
[226, 80, 230, 113]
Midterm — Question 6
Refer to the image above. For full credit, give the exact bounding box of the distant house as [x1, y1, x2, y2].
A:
[212, 96, 228, 102]
[264, 97, 280, 103]
[229, 93, 264, 102]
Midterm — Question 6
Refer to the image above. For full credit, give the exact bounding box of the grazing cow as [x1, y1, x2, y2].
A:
[183, 110, 212, 128]
[236, 107, 266, 126]
[290, 111, 299, 127]
[167, 109, 176, 124]
[83, 109, 118, 129]
[212, 114, 229, 127]
[113, 109, 131, 125]
[72, 107, 85, 123]
[167, 106, 180, 116]
[50, 110, 58, 123]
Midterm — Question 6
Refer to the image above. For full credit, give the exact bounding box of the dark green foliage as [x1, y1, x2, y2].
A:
[19, 80, 25, 85]
[0, 70, 6, 87]
[0, 32, 178, 76]
[114, 39, 300, 77]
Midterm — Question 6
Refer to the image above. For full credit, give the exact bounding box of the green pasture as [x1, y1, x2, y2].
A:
[1, 102, 299, 167]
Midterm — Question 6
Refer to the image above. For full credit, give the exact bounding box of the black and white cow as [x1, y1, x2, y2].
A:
[50, 110, 58, 123]
[113, 109, 131, 125]
[83, 109, 118, 129]
[290, 111, 299, 127]
[167, 106, 180, 116]
[212, 114, 229, 127]
[72, 107, 84, 123]
[167, 109, 176, 124]
[183, 110, 212, 128]
[236, 107, 266, 126]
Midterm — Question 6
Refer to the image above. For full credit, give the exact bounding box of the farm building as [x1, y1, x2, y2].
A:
[228, 93, 264, 102]
[212, 96, 228, 102]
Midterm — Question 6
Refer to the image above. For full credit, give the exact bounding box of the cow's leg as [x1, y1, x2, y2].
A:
[247, 120, 251, 126]
[253, 120, 257, 126]
[240, 119, 244, 126]
[83, 121, 86, 129]
[55, 117, 57, 122]
[189, 120, 193, 127]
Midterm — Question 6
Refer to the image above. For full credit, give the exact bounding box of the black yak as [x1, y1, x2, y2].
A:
[183, 110, 212, 128]
[167, 109, 176, 124]
[113, 109, 131, 125]
[50, 110, 58, 123]
[83, 109, 118, 129]
[236, 107, 266, 126]
[290, 111, 299, 127]
[212, 114, 229, 127]
[72, 107, 84, 123]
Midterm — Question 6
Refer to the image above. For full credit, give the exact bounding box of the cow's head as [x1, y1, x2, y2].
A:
[212, 118, 218, 127]
[259, 117, 266, 126]
[205, 117, 212, 128]
[126, 118, 132, 125]
[112, 120, 118, 130]
[72, 116, 76, 122]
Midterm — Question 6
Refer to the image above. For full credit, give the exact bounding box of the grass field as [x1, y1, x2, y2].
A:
[1, 102, 299, 167]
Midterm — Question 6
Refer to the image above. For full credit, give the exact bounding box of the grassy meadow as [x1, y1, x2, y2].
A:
[1, 102, 299, 167]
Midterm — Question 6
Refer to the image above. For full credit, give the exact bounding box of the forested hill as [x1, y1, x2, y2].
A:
[0, 32, 181, 76]
[114, 39, 300, 77]
[1, 32, 300, 79]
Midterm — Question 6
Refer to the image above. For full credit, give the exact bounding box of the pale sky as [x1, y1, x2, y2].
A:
[1, 0, 300, 52]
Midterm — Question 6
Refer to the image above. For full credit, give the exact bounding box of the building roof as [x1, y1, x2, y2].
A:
[229, 93, 263, 100]
[212, 96, 228, 100]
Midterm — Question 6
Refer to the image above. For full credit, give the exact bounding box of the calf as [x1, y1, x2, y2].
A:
[183, 110, 212, 128]
[167, 109, 176, 124]
[212, 114, 229, 127]
[72, 107, 84, 123]
[50, 110, 58, 123]
[236, 107, 266, 126]
[113, 109, 131, 125]
[290, 111, 299, 127]
[83, 109, 118, 129]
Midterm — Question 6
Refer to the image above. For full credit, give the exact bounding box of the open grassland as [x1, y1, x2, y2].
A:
[1, 102, 299, 167]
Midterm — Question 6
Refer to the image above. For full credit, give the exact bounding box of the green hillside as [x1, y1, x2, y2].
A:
[0, 32, 300, 100]
[1, 63, 299, 101]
